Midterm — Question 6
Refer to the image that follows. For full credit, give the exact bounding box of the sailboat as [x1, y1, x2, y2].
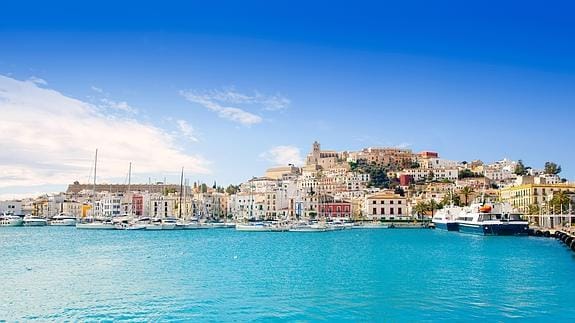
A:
[180, 171, 206, 230]
[115, 162, 146, 230]
[76, 149, 116, 230]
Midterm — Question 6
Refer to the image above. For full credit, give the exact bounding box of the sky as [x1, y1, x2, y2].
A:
[1, 0, 574, 199]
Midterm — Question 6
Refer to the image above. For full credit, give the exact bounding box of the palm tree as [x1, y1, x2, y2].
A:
[412, 202, 428, 220]
[460, 186, 475, 206]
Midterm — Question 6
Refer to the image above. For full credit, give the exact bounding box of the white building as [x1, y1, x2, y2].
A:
[398, 168, 459, 182]
[420, 157, 459, 169]
[99, 193, 123, 217]
[0, 200, 23, 215]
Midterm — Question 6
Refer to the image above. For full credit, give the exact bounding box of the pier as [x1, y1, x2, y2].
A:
[555, 229, 575, 252]
[528, 213, 575, 253]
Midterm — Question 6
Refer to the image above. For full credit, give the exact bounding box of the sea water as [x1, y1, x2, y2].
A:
[1, 227, 574, 321]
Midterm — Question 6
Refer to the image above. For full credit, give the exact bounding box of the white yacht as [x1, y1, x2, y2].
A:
[113, 217, 146, 230]
[289, 222, 329, 232]
[49, 214, 77, 226]
[206, 222, 236, 229]
[181, 221, 207, 230]
[432, 206, 460, 231]
[352, 222, 389, 229]
[0, 213, 24, 227]
[76, 219, 116, 230]
[327, 221, 347, 231]
[144, 218, 177, 230]
[235, 222, 272, 232]
[456, 203, 529, 236]
[23, 215, 48, 227]
[115, 222, 146, 230]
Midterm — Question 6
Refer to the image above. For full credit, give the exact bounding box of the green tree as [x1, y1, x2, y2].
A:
[514, 160, 528, 176]
[440, 193, 461, 207]
[458, 168, 482, 179]
[428, 199, 442, 216]
[426, 170, 435, 182]
[348, 161, 358, 171]
[394, 186, 405, 197]
[367, 165, 390, 188]
[460, 186, 475, 206]
[225, 184, 239, 195]
[200, 183, 208, 193]
[528, 204, 540, 215]
[412, 202, 428, 218]
[163, 187, 177, 195]
[544, 162, 562, 175]
[549, 191, 571, 214]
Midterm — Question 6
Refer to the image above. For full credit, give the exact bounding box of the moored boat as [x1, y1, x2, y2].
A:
[289, 222, 328, 232]
[182, 221, 208, 230]
[456, 203, 529, 236]
[23, 215, 48, 227]
[144, 218, 177, 230]
[49, 214, 77, 226]
[0, 213, 23, 227]
[236, 222, 272, 232]
[76, 220, 117, 230]
[432, 206, 460, 231]
[352, 222, 389, 229]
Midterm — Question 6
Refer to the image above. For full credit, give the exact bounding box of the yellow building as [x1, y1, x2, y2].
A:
[500, 183, 575, 214]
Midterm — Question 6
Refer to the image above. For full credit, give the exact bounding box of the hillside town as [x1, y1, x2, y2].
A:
[1, 141, 574, 227]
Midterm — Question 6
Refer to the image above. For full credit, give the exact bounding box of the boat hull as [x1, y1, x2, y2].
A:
[76, 223, 117, 230]
[182, 223, 207, 230]
[0, 219, 24, 227]
[24, 220, 47, 227]
[235, 224, 271, 232]
[434, 222, 459, 231]
[458, 223, 529, 236]
[144, 224, 177, 230]
[50, 219, 77, 226]
[289, 225, 328, 232]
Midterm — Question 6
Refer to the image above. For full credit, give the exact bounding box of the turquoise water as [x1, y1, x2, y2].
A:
[1, 228, 575, 322]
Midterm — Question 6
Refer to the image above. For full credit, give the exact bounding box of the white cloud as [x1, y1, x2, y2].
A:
[207, 88, 290, 111]
[181, 90, 263, 126]
[0, 74, 210, 193]
[28, 76, 47, 85]
[99, 97, 138, 114]
[394, 142, 412, 149]
[180, 87, 290, 125]
[91, 86, 104, 93]
[260, 146, 304, 166]
[176, 119, 199, 142]
[0, 191, 53, 201]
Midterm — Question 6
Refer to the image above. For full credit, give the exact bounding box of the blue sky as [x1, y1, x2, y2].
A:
[1, 1, 574, 197]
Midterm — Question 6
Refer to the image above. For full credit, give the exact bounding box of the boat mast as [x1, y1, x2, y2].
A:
[128, 162, 132, 217]
[179, 167, 184, 219]
[92, 149, 98, 220]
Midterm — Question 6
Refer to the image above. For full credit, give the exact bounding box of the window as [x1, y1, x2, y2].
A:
[373, 201, 376, 204]
[398, 208, 402, 215]
[390, 200, 394, 204]
[398, 201, 402, 204]
[373, 208, 377, 215]
[390, 208, 394, 215]
[381, 208, 385, 215]
[381, 200, 384, 204]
